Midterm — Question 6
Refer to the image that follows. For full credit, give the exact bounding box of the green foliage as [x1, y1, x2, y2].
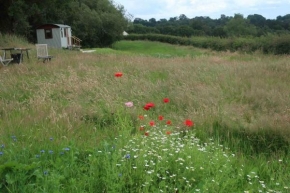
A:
[68, 0, 127, 47]
[0, 0, 127, 47]
[176, 25, 194, 37]
[224, 14, 258, 37]
[128, 24, 160, 34]
[131, 13, 290, 38]
[268, 35, 290, 54]
[248, 14, 266, 28]
[212, 27, 227, 38]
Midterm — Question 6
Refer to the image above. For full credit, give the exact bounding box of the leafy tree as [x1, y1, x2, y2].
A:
[133, 18, 150, 26]
[67, 0, 127, 47]
[128, 24, 159, 34]
[212, 27, 227, 37]
[225, 14, 257, 36]
[178, 14, 190, 25]
[0, 0, 127, 47]
[248, 14, 266, 27]
[266, 19, 284, 30]
[176, 26, 194, 37]
[149, 18, 157, 27]
[179, 14, 188, 21]
[158, 19, 168, 26]
[169, 17, 178, 22]
[190, 20, 204, 30]
[157, 26, 175, 35]
[192, 30, 205, 36]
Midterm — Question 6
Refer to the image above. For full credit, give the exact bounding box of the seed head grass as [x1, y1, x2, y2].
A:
[0, 38, 289, 192]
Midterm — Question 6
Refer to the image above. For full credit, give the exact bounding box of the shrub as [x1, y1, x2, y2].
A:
[272, 35, 290, 54]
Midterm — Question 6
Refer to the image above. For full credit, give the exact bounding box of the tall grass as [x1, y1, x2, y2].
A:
[0, 33, 32, 48]
[0, 36, 289, 192]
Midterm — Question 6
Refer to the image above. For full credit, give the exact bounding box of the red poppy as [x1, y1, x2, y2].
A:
[115, 72, 123, 77]
[139, 115, 144, 120]
[139, 127, 144, 131]
[166, 120, 171, 125]
[143, 106, 150, 110]
[184, 119, 194, 127]
[149, 121, 155, 126]
[166, 131, 171, 135]
[163, 98, 169, 103]
[145, 132, 149, 136]
[144, 103, 155, 110]
[146, 103, 155, 108]
[158, 116, 164, 121]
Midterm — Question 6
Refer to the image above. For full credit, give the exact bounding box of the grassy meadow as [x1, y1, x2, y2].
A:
[0, 35, 290, 192]
[124, 34, 290, 54]
[90, 40, 209, 58]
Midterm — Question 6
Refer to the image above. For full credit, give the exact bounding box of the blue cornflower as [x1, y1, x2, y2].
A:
[13, 139, 17, 142]
[43, 171, 48, 175]
[118, 173, 122, 177]
[40, 150, 45, 153]
[112, 145, 116, 148]
[11, 136, 16, 139]
[126, 154, 130, 159]
[49, 137, 53, 141]
[1, 144, 4, 148]
[36, 155, 40, 158]
[0, 152, 3, 155]
[60, 152, 64, 155]
[64, 148, 70, 151]
[49, 150, 53, 154]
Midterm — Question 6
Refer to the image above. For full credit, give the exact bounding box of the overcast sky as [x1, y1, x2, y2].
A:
[114, 0, 290, 20]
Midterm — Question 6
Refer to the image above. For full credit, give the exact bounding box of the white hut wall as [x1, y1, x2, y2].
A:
[36, 28, 62, 48]
[60, 28, 68, 48]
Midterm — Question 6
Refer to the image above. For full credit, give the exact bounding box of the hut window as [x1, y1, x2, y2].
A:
[45, 29, 53, 39]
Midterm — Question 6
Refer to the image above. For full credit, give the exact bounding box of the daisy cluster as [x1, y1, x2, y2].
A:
[112, 119, 285, 192]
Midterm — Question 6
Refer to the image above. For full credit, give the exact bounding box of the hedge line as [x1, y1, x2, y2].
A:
[124, 34, 290, 55]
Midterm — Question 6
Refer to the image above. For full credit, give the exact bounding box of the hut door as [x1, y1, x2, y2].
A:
[66, 28, 70, 46]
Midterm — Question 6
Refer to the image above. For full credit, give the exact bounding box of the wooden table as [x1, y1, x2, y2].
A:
[0, 48, 31, 64]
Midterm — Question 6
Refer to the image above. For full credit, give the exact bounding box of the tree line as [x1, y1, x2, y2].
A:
[0, 0, 128, 47]
[1, 1, 289, 46]
[128, 14, 290, 38]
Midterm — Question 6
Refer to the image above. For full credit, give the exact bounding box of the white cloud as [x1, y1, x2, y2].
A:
[265, 0, 282, 4]
[161, 0, 228, 16]
[233, 0, 262, 7]
[114, 0, 290, 19]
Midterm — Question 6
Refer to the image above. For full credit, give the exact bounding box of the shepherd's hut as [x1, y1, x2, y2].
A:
[36, 24, 81, 49]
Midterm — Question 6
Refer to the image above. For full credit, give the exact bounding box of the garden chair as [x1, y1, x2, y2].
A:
[35, 44, 53, 63]
[0, 56, 13, 66]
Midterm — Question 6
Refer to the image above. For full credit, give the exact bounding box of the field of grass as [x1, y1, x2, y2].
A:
[125, 33, 290, 54]
[111, 41, 208, 58]
[0, 36, 290, 192]
[89, 41, 209, 58]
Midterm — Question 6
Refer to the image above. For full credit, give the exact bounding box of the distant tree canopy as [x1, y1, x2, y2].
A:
[0, 0, 128, 47]
[128, 13, 290, 38]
